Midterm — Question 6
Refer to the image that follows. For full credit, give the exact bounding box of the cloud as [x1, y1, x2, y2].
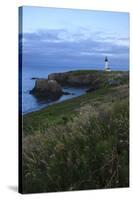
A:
[20, 29, 129, 69]
[23, 29, 67, 42]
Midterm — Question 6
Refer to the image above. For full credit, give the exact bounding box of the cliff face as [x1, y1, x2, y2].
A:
[48, 72, 69, 84]
[48, 72, 99, 87]
[30, 79, 63, 100]
[48, 71, 129, 87]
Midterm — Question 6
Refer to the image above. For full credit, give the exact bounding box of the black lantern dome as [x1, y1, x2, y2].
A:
[105, 56, 108, 62]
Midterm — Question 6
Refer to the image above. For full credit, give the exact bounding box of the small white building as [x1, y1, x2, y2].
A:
[104, 56, 111, 71]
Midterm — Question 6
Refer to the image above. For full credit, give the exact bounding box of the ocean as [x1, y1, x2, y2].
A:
[21, 65, 90, 114]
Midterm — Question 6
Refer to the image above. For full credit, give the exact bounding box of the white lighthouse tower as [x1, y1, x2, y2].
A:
[104, 56, 111, 71]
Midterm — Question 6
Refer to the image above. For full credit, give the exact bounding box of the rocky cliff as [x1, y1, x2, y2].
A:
[48, 70, 129, 88]
[48, 71, 100, 87]
[30, 79, 63, 100]
[30, 70, 129, 100]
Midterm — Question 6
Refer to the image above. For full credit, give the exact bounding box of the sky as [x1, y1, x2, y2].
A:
[20, 6, 129, 70]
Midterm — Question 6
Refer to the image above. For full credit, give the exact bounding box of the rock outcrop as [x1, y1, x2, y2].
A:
[108, 79, 121, 86]
[48, 72, 99, 87]
[30, 79, 63, 100]
[31, 77, 39, 80]
[48, 72, 69, 84]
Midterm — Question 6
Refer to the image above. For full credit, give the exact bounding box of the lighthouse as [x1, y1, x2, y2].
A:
[104, 56, 111, 71]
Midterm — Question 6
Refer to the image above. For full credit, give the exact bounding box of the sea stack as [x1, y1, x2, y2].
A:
[30, 79, 63, 100]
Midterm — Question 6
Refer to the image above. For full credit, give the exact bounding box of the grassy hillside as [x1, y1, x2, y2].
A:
[23, 85, 128, 136]
[22, 70, 129, 193]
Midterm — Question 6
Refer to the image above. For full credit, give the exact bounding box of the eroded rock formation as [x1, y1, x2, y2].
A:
[30, 79, 63, 100]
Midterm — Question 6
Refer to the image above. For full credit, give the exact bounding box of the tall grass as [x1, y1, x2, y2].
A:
[22, 99, 129, 193]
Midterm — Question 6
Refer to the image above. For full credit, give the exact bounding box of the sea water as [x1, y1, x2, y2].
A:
[21, 65, 89, 114]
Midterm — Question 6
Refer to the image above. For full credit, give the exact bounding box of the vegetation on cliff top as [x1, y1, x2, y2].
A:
[48, 70, 129, 87]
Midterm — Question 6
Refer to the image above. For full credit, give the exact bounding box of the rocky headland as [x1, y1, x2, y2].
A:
[30, 70, 129, 100]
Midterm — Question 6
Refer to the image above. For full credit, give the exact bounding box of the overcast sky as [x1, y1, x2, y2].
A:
[20, 6, 129, 70]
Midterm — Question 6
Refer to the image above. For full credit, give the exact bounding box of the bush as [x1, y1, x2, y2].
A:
[22, 100, 129, 193]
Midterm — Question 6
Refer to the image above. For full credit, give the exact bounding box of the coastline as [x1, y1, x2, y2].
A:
[23, 69, 129, 115]
[22, 86, 88, 115]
